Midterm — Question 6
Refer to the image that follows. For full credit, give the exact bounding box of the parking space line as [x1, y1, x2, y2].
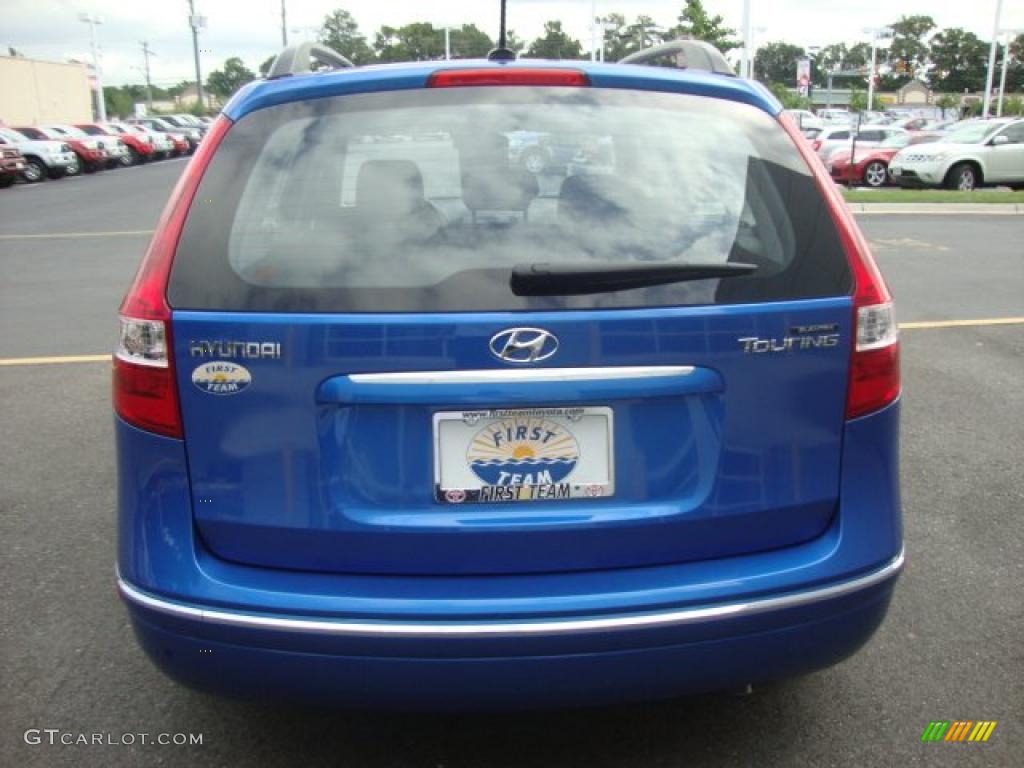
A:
[1, 317, 1023, 368]
[0, 355, 111, 367]
[0, 230, 153, 241]
[899, 317, 1024, 330]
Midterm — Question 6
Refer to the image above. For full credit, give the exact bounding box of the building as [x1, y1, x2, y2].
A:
[172, 84, 220, 111]
[895, 79, 933, 106]
[0, 55, 93, 125]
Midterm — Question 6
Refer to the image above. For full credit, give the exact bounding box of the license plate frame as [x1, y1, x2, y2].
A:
[433, 406, 614, 504]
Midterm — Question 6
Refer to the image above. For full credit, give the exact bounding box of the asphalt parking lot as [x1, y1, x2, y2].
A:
[1, 162, 1021, 767]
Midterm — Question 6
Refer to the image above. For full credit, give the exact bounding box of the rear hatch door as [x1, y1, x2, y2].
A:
[170, 83, 853, 575]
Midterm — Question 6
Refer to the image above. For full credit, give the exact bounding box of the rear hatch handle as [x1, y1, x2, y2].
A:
[317, 366, 724, 406]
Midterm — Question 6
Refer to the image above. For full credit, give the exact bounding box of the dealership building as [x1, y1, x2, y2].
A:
[0, 54, 93, 125]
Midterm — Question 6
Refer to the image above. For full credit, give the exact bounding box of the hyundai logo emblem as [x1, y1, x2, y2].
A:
[489, 328, 559, 364]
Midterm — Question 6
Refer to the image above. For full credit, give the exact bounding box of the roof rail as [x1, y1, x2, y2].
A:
[620, 38, 735, 77]
[267, 41, 354, 79]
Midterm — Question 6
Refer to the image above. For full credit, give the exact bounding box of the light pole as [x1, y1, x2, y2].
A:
[864, 27, 892, 114]
[996, 28, 1022, 117]
[807, 44, 821, 103]
[79, 13, 106, 122]
[280, 1, 287, 47]
[140, 42, 155, 110]
[596, 21, 616, 62]
[982, 0, 1004, 117]
[590, 0, 598, 62]
[746, 26, 766, 79]
[187, 1, 206, 111]
[741, 0, 751, 79]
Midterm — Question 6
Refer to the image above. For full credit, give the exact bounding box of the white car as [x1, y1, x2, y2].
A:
[813, 125, 908, 162]
[817, 109, 852, 125]
[0, 126, 77, 182]
[784, 109, 823, 132]
[889, 118, 1024, 190]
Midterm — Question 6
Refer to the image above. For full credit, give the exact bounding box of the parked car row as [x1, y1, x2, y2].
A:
[0, 114, 211, 187]
[784, 109, 1024, 190]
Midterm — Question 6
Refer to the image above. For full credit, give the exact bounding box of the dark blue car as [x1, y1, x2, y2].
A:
[113, 40, 903, 709]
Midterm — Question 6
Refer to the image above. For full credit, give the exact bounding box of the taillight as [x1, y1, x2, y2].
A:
[777, 114, 900, 420]
[428, 68, 590, 87]
[113, 114, 232, 438]
[847, 302, 900, 419]
[811, 139, 822, 152]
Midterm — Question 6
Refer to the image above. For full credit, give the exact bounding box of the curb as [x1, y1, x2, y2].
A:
[848, 202, 1024, 215]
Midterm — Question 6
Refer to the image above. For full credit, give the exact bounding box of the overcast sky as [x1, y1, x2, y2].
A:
[4, 0, 1022, 87]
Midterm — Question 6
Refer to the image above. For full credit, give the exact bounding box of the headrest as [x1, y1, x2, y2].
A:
[558, 174, 631, 221]
[356, 160, 426, 214]
[462, 169, 539, 213]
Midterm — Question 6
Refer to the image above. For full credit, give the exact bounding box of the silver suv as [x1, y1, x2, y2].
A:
[889, 118, 1024, 190]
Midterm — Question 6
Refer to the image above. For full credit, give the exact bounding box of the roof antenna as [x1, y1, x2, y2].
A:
[487, 0, 515, 61]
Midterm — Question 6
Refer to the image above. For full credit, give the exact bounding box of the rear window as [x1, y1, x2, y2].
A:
[170, 86, 850, 312]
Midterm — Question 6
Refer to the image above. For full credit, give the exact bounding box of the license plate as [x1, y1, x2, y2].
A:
[890, 167, 902, 177]
[434, 406, 614, 504]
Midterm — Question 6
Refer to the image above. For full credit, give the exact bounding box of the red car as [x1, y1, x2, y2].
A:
[0, 145, 26, 188]
[828, 132, 943, 187]
[76, 123, 154, 166]
[11, 125, 109, 174]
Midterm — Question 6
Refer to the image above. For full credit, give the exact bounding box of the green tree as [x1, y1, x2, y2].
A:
[849, 88, 865, 112]
[881, 14, 936, 88]
[525, 21, 583, 60]
[448, 24, 494, 59]
[1000, 95, 1023, 116]
[375, 22, 445, 62]
[754, 41, 805, 84]
[319, 8, 374, 64]
[167, 81, 193, 98]
[667, 0, 740, 53]
[767, 82, 811, 110]
[206, 57, 256, 100]
[1005, 33, 1024, 91]
[812, 42, 869, 88]
[929, 28, 989, 94]
[598, 12, 630, 61]
[505, 29, 526, 54]
[103, 86, 134, 119]
[935, 92, 959, 118]
[599, 13, 665, 62]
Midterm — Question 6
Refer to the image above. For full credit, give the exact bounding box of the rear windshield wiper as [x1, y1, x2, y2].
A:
[510, 261, 758, 296]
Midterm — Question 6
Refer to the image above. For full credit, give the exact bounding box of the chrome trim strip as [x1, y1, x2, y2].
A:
[348, 366, 696, 385]
[117, 547, 903, 638]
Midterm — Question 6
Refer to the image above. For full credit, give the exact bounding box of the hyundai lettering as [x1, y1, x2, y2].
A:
[114, 37, 903, 709]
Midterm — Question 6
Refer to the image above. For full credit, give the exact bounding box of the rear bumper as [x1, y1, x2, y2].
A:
[123, 561, 898, 709]
[116, 398, 903, 706]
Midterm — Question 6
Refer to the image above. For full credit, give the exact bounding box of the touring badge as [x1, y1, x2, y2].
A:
[466, 415, 579, 486]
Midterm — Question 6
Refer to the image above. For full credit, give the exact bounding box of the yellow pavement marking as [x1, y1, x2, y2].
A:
[1, 317, 1022, 368]
[899, 317, 1024, 330]
[0, 230, 153, 241]
[0, 354, 111, 367]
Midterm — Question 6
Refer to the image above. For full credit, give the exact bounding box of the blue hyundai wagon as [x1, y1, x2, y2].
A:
[114, 40, 903, 709]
